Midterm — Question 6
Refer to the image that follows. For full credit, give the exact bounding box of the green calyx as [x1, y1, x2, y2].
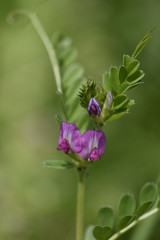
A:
[78, 78, 106, 109]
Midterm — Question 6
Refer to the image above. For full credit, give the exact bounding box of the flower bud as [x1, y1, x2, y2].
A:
[88, 98, 101, 117]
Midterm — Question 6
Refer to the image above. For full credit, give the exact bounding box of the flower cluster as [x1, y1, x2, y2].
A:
[57, 122, 106, 162]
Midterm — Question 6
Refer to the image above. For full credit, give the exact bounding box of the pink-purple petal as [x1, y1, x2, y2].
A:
[58, 122, 68, 143]
[78, 130, 95, 160]
[98, 131, 106, 156]
[70, 127, 82, 153]
[57, 139, 70, 153]
[89, 147, 100, 161]
[78, 130, 106, 160]
[58, 122, 82, 153]
[88, 98, 101, 116]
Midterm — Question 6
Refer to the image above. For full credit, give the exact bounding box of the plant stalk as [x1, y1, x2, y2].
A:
[7, 9, 62, 94]
[76, 169, 85, 240]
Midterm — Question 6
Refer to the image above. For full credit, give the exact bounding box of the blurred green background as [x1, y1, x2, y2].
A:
[0, 0, 160, 239]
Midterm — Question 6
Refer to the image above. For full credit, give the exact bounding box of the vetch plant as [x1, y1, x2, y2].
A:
[7, 8, 160, 240]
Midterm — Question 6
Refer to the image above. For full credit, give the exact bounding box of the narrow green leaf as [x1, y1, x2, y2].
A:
[139, 182, 158, 205]
[132, 29, 154, 59]
[61, 48, 78, 67]
[119, 66, 128, 83]
[123, 55, 131, 67]
[126, 60, 140, 77]
[110, 67, 119, 95]
[119, 193, 136, 219]
[102, 73, 111, 92]
[53, 33, 89, 132]
[63, 63, 84, 84]
[105, 108, 129, 123]
[114, 95, 127, 110]
[65, 77, 82, 98]
[67, 99, 80, 119]
[157, 200, 160, 208]
[119, 81, 130, 94]
[135, 202, 153, 218]
[97, 207, 114, 229]
[93, 226, 112, 240]
[116, 216, 133, 231]
[52, 33, 72, 49]
[43, 160, 75, 169]
[84, 225, 96, 240]
[126, 81, 143, 92]
[120, 80, 143, 94]
[123, 99, 135, 108]
[127, 70, 144, 84]
[57, 36, 72, 49]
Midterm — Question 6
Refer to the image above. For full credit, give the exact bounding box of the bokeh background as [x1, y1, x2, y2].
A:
[0, 0, 160, 239]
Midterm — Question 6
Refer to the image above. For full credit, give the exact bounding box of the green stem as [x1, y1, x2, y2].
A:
[7, 9, 62, 94]
[108, 208, 160, 240]
[76, 169, 85, 240]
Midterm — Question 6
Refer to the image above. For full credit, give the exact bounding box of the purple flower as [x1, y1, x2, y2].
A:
[107, 91, 112, 108]
[88, 98, 101, 117]
[78, 130, 106, 161]
[57, 122, 82, 154]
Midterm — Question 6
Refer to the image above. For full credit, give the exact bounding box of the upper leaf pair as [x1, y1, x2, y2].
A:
[78, 30, 154, 128]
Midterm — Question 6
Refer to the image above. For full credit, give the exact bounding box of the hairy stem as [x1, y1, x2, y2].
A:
[76, 170, 85, 240]
[7, 9, 62, 94]
[108, 208, 160, 240]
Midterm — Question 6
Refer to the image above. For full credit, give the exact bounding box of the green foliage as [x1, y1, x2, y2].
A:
[134, 182, 158, 219]
[139, 182, 158, 205]
[97, 207, 114, 229]
[119, 66, 128, 84]
[92, 182, 160, 240]
[131, 29, 154, 59]
[103, 73, 110, 92]
[104, 108, 129, 124]
[100, 30, 154, 125]
[52, 33, 90, 132]
[116, 216, 133, 231]
[114, 95, 127, 110]
[102, 54, 143, 124]
[76, 30, 153, 127]
[135, 202, 153, 219]
[109, 67, 120, 96]
[118, 193, 136, 219]
[43, 160, 75, 169]
[93, 226, 112, 240]
[126, 59, 140, 77]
